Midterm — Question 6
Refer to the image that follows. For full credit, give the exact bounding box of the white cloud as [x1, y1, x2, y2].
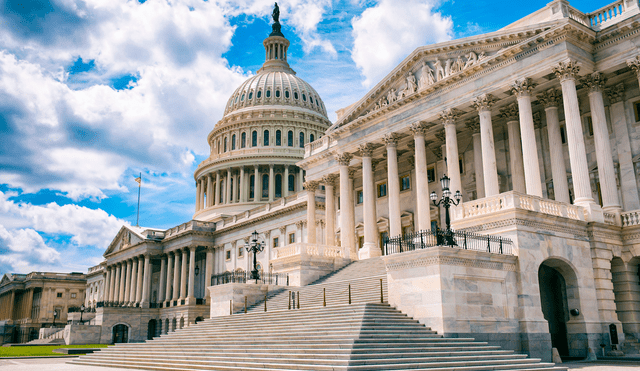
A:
[0, 225, 62, 273]
[351, 0, 453, 87]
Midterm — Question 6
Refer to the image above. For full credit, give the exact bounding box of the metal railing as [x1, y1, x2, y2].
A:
[384, 228, 513, 256]
[211, 271, 289, 286]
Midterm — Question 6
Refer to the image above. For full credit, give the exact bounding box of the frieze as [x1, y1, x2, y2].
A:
[385, 255, 516, 272]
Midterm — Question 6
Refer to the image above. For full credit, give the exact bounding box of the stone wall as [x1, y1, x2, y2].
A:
[64, 325, 101, 345]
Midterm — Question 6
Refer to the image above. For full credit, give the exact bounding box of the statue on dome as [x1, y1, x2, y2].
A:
[270, 3, 284, 37]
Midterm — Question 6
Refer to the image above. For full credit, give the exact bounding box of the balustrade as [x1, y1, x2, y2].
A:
[588, 0, 626, 28]
[274, 243, 348, 259]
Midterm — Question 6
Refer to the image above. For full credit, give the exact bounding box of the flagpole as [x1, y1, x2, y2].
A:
[136, 172, 141, 227]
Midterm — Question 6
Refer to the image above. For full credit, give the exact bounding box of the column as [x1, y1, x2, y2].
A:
[254, 165, 260, 201]
[304, 181, 319, 244]
[172, 251, 181, 301]
[538, 88, 570, 203]
[136, 257, 144, 304]
[226, 169, 232, 204]
[113, 263, 122, 303]
[512, 78, 543, 197]
[165, 253, 174, 305]
[298, 168, 304, 193]
[129, 258, 138, 305]
[500, 104, 526, 193]
[473, 94, 500, 196]
[109, 265, 117, 302]
[358, 143, 380, 259]
[180, 248, 188, 300]
[269, 164, 275, 202]
[323, 175, 337, 246]
[140, 255, 151, 307]
[204, 247, 214, 300]
[607, 84, 640, 210]
[239, 167, 246, 202]
[410, 123, 432, 231]
[200, 178, 206, 209]
[195, 180, 201, 211]
[628, 55, 640, 89]
[103, 267, 111, 304]
[284, 166, 290, 197]
[336, 153, 356, 258]
[383, 133, 402, 237]
[553, 61, 601, 221]
[215, 171, 221, 205]
[206, 174, 213, 207]
[187, 246, 196, 303]
[158, 255, 167, 304]
[465, 119, 485, 199]
[584, 72, 621, 213]
[440, 109, 462, 195]
[124, 259, 132, 305]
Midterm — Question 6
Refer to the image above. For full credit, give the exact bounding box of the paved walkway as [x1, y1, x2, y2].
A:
[1, 357, 639, 371]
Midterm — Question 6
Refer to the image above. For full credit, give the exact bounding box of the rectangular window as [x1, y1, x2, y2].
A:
[379, 231, 388, 250]
[289, 233, 295, 244]
[560, 126, 567, 144]
[377, 182, 387, 198]
[56, 292, 62, 298]
[400, 175, 410, 191]
[427, 167, 436, 183]
[584, 115, 594, 136]
[356, 190, 363, 204]
[225, 250, 231, 261]
[358, 236, 364, 249]
[273, 237, 279, 248]
[70, 293, 76, 299]
[634, 101, 640, 122]
[459, 158, 464, 174]
[238, 248, 244, 258]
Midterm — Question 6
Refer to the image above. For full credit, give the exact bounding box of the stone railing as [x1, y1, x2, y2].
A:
[203, 147, 305, 164]
[603, 212, 621, 226]
[621, 210, 640, 227]
[39, 327, 65, 340]
[274, 243, 349, 259]
[165, 220, 216, 238]
[588, 0, 626, 29]
[454, 191, 585, 221]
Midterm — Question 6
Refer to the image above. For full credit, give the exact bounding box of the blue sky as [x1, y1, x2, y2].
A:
[0, 0, 606, 274]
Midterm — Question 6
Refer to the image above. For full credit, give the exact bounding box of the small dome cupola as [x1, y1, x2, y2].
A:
[259, 3, 294, 74]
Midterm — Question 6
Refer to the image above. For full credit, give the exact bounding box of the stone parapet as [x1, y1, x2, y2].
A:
[271, 243, 350, 286]
[63, 324, 102, 345]
[208, 283, 288, 317]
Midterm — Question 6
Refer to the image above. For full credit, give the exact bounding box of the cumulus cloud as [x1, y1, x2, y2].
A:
[351, 0, 453, 87]
[0, 225, 62, 274]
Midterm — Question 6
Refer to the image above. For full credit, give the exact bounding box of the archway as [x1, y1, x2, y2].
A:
[171, 318, 177, 332]
[179, 317, 185, 329]
[165, 318, 169, 334]
[112, 324, 129, 344]
[147, 319, 156, 340]
[195, 316, 204, 324]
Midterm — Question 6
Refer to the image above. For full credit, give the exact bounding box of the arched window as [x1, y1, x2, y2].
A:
[217, 140, 220, 154]
[276, 130, 282, 146]
[257, 90, 262, 99]
[294, 92, 299, 100]
[230, 178, 233, 201]
[299, 132, 305, 148]
[288, 131, 293, 147]
[224, 137, 228, 152]
[262, 174, 269, 198]
[241, 132, 246, 148]
[275, 174, 282, 198]
[231, 134, 236, 150]
[302, 93, 307, 102]
[241, 94, 245, 102]
[309, 96, 313, 104]
[310, 133, 315, 142]
[275, 90, 280, 98]
[285, 90, 290, 99]
[263, 130, 270, 146]
[288, 174, 295, 192]
[250, 175, 255, 199]
[266, 89, 271, 98]
[252, 131, 258, 147]
[248, 92, 253, 100]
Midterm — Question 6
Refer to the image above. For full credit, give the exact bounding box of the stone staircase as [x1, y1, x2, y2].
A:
[622, 333, 640, 354]
[70, 303, 565, 370]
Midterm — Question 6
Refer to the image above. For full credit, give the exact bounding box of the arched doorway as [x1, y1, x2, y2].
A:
[112, 324, 128, 343]
[147, 319, 156, 340]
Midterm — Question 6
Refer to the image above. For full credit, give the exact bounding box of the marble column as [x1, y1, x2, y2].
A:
[140, 255, 151, 307]
[172, 251, 181, 301]
[337, 153, 356, 258]
[135, 257, 144, 304]
[165, 253, 174, 306]
[187, 246, 196, 302]
[239, 167, 246, 203]
[123, 259, 132, 305]
[158, 255, 167, 304]
[269, 164, 275, 202]
[538, 89, 570, 203]
[206, 174, 213, 207]
[225, 169, 232, 204]
[465, 118, 485, 199]
[383, 133, 402, 237]
[553, 61, 601, 221]
[583, 72, 621, 213]
[441, 109, 462, 195]
[113, 263, 122, 303]
[473, 94, 500, 196]
[104, 267, 112, 303]
[195, 180, 201, 211]
[200, 178, 206, 209]
[180, 248, 188, 300]
[204, 247, 214, 299]
[254, 166, 260, 201]
[215, 171, 221, 205]
[129, 258, 138, 305]
[298, 168, 304, 193]
[304, 181, 319, 244]
[358, 143, 380, 259]
[512, 78, 543, 197]
[607, 84, 640, 210]
[628, 56, 640, 89]
[409, 123, 431, 231]
[323, 175, 337, 246]
[284, 166, 290, 197]
[500, 104, 526, 193]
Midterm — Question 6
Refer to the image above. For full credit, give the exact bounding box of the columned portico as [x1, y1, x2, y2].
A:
[383, 133, 402, 237]
[512, 78, 543, 197]
[409, 123, 431, 231]
[358, 143, 380, 259]
[500, 104, 525, 193]
[474, 94, 500, 196]
[337, 153, 356, 258]
[538, 89, 570, 203]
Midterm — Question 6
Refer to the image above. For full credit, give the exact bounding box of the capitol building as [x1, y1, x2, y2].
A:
[4, 0, 640, 367]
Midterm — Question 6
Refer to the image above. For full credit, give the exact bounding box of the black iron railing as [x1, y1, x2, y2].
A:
[211, 271, 289, 286]
[384, 228, 513, 256]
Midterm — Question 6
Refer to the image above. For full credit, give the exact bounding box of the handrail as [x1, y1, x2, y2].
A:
[384, 228, 513, 256]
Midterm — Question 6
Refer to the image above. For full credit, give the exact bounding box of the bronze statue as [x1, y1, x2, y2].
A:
[270, 2, 284, 37]
[273, 3, 280, 24]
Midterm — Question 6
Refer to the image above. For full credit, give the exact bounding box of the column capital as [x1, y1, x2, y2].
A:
[382, 133, 399, 147]
[188, 245, 197, 252]
[295, 220, 304, 228]
[627, 55, 640, 75]
[439, 108, 461, 125]
[409, 122, 428, 136]
[511, 78, 536, 98]
[357, 143, 375, 157]
[335, 152, 353, 166]
[465, 117, 480, 133]
[279, 226, 286, 234]
[322, 174, 338, 186]
[348, 167, 357, 179]
[472, 94, 496, 112]
[537, 88, 562, 108]
[606, 83, 625, 104]
[553, 60, 580, 83]
[499, 103, 519, 122]
[581, 72, 606, 94]
[304, 181, 320, 192]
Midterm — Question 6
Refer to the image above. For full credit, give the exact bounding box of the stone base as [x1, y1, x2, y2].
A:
[270, 247, 350, 286]
[208, 283, 288, 317]
[63, 325, 102, 345]
[358, 243, 382, 260]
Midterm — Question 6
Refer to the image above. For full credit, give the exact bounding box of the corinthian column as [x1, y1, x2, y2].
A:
[465, 118, 484, 199]
[239, 167, 246, 203]
[195, 180, 201, 211]
[226, 169, 232, 204]
[553, 61, 601, 221]
[473, 94, 500, 196]
[204, 247, 214, 300]
[440, 109, 462, 196]
[269, 164, 275, 202]
[336, 153, 356, 258]
[165, 253, 174, 306]
[187, 246, 196, 303]
[358, 143, 380, 259]
[123, 259, 132, 305]
[538, 89, 570, 203]
[206, 174, 213, 207]
[253, 166, 260, 201]
[409, 123, 431, 231]
[583, 72, 621, 214]
[628, 56, 640, 88]
[512, 78, 543, 197]
[136, 257, 144, 304]
[103, 266, 112, 304]
[140, 254, 151, 308]
[304, 181, 319, 244]
[180, 248, 188, 301]
[158, 255, 167, 304]
[172, 251, 181, 301]
[215, 171, 221, 205]
[129, 258, 138, 305]
[383, 133, 402, 237]
[500, 104, 525, 193]
[322, 175, 338, 246]
[284, 166, 290, 197]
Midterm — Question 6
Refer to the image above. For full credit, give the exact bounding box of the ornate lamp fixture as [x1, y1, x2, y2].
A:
[430, 174, 461, 245]
[245, 230, 266, 282]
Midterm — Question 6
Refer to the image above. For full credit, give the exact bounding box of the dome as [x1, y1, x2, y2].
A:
[223, 71, 328, 119]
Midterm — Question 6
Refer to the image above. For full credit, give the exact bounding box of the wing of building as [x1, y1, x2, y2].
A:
[18, 0, 640, 360]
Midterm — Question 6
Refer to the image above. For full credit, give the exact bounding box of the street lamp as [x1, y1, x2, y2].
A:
[245, 230, 265, 282]
[430, 174, 462, 246]
[79, 305, 85, 325]
[52, 309, 58, 327]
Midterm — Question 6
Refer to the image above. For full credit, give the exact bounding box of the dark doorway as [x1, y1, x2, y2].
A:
[147, 319, 156, 340]
[539, 264, 569, 356]
[112, 324, 128, 343]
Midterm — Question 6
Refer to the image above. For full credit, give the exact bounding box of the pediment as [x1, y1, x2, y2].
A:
[104, 225, 145, 257]
[0, 274, 11, 286]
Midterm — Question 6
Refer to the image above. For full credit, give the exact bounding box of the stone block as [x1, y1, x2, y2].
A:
[63, 325, 102, 345]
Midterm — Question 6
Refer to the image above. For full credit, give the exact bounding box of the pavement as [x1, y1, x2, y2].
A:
[0, 357, 639, 371]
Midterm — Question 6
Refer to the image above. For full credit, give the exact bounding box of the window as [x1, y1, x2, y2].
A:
[302, 93, 307, 102]
[310, 96, 314, 104]
[275, 90, 281, 98]
[230, 178, 234, 201]
[294, 92, 299, 100]
[299, 132, 305, 148]
[264, 130, 270, 146]
[289, 233, 296, 244]
[241, 132, 246, 148]
[262, 174, 269, 198]
[248, 92, 253, 100]
[309, 133, 314, 142]
[275, 174, 282, 198]
[356, 190, 363, 204]
[252, 131, 258, 147]
[241, 94, 244, 101]
[288, 174, 295, 192]
[377, 182, 387, 198]
[427, 167, 436, 183]
[250, 175, 255, 199]
[273, 237, 279, 248]
[276, 130, 282, 146]
[401, 175, 410, 191]
[285, 90, 290, 99]
[224, 137, 227, 152]
[57, 292, 63, 298]
[560, 126, 567, 144]
[231, 134, 236, 150]
[71, 293, 77, 299]
[459, 157, 464, 174]
[379, 231, 389, 250]
[226, 250, 231, 260]
[257, 90, 262, 99]
[238, 248, 244, 258]
[288, 131, 294, 147]
[585, 115, 594, 136]
[634, 101, 640, 122]
[358, 236, 364, 249]
[266, 89, 271, 98]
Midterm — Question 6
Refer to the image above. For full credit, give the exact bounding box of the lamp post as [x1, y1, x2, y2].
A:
[52, 309, 58, 327]
[430, 174, 462, 246]
[245, 231, 265, 282]
[79, 305, 85, 325]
